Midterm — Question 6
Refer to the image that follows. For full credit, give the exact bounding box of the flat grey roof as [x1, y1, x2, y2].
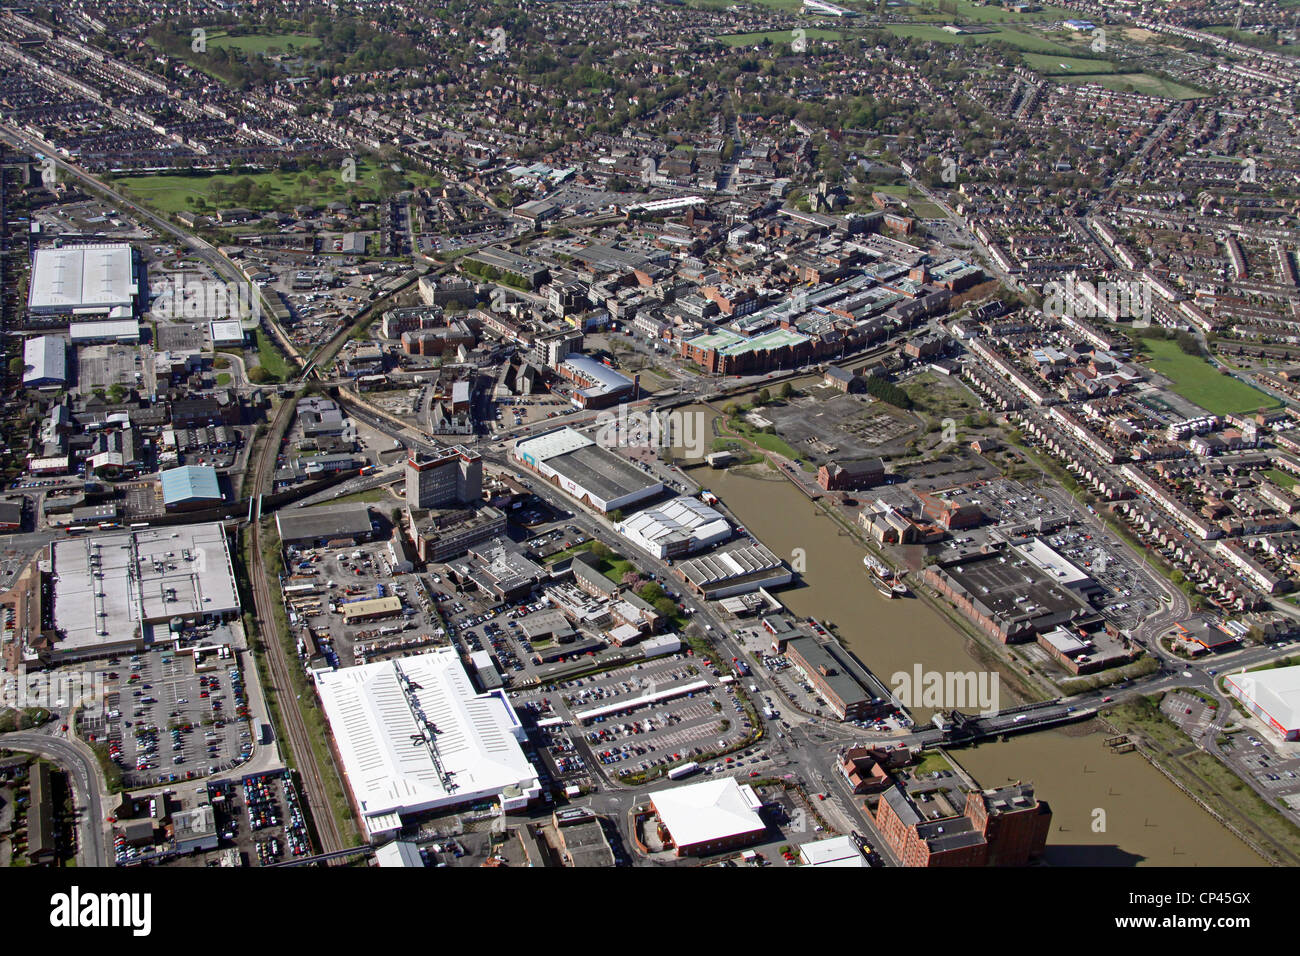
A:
[276, 503, 374, 543]
[51, 523, 240, 654]
[549, 444, 661, 506]
[785, 636, 886, 707]
[938, 551, 1085, 627]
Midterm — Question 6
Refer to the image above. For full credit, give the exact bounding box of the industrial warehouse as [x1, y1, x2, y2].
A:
[276, 503, 378, 549]
[21, 335, 66, 388]
[647, 777, 768, 857]
[614, 497, 731, 560]
[513, 427, 662, 514]
[47, 523, 241, 661]
[27, 242, 139, 317]
[314, 648, 542, 841]
[1225, 665, 1300, 741]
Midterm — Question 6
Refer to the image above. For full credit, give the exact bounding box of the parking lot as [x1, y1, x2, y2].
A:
[441, 590, 574, 685]
[76, 344, 143, 394]
[119, 481, 164, 519]
[949, 478, 1164, 631]
[1222, 733, 1300, 801]
[282, 540, 446, 671]
[82, 647, 254, 789]
[508, 654, 756, 783]
[204, 770, 313, 866]
[154, 320, 208, 352]
[493, 395, 573, 431]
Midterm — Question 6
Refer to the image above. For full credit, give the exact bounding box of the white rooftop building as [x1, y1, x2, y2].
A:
[68, 319, 141, 344]
[49, 523, 241, 661]
[649, 777, 767, 856]
[799, 834, 869, 867]
[22, 335, 66, 387]
[374, 840, 425, 867]
[1015, 538, 1098, 597]
[315, 648, 541, 841]
[209, 319, 246, 347]
[615, 496, 731, 559]
[1225, 665, 1300, 740]
[28, 243, 137, 316]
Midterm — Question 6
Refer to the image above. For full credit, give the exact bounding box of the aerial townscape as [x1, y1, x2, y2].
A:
[0, 0, 1297, 900]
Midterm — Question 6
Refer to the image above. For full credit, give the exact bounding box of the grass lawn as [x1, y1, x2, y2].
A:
[870, 183, 948, 217]
[323, 487, 398, 506]
[1205, 26, 1293, 54]
[1021, 52, 1117, 73]
[1140, 337, 1277, 415]
[216, 373, 232, 386]
[107, 159, 437, 218]
[1055, 72, 1207, 99]
[1266, 469, 1298, 492]
[730, 0, 806, 11]
[544, 540, 596, 565]
[749, 430, 801, 459]
[907, 0, 1077, 23]
[885, 23, 1073, 54]
[912, 750, 954, 775]
[252, 327, 293, 381]
[600, 557, 637, 585]
[903, 370, 982, 420]
[207, 31, 322, 55]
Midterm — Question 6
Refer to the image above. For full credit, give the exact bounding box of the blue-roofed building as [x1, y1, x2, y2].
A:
[160, 464, 223, 511]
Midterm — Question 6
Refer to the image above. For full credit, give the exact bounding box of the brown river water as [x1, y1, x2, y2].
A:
[677, 407, 1262, 865]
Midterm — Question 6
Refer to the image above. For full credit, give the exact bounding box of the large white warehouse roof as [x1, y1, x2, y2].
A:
[28, 243, 137, 315]
[1225, 665, 1300, 738]
[315, 648, 540, 838]
[650, 777, 766, 851]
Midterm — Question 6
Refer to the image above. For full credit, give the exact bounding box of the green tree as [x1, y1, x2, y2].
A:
[779, 382, 793, 400]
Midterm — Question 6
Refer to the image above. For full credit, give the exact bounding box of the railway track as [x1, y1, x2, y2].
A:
[247, 394, 346, 855]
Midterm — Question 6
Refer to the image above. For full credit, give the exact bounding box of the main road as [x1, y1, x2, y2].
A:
[1, 728, 108, 866]
[0, 121, 297, 359]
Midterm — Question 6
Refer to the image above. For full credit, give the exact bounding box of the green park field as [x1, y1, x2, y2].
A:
[1141, 338, 1278, 416]
[885, 23, 1074, 54]
[1020, 52, 1117, 73]
[207, 31, 322, 55]
[1054, 72, 1208, 99]
[107, 159, 437, 218]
